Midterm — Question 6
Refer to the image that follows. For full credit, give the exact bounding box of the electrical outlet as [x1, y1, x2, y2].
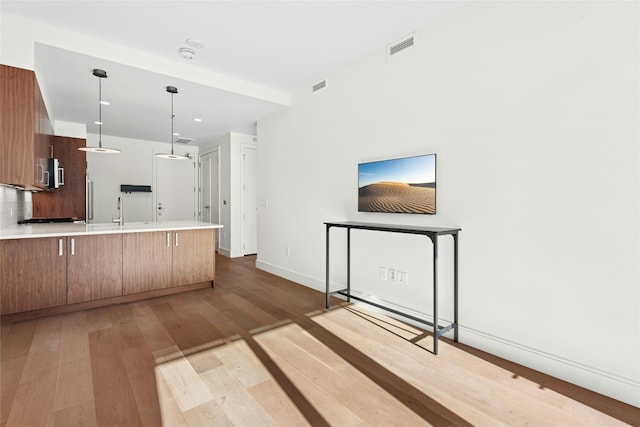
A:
[286, 247, 291, 256]
[397, 271, 408, 285]
[379, 267, 387, 280]
[387, 268, 396, 282]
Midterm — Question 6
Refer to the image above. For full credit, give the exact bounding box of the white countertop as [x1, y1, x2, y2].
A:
[0, 220, 223, 240]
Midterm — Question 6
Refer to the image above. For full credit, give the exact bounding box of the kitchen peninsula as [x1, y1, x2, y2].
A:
[0, 220, 222, 321]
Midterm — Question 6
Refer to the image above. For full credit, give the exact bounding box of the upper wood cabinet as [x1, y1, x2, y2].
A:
[32, 136, 87, 219]
[0, 65, 52, 190]
[0, 237, 67, 315]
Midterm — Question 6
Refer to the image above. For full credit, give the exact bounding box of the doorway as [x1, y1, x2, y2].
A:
[199, 148, 220, 251]
[154, 155, 197, 221]
[241, 145, 257, 255]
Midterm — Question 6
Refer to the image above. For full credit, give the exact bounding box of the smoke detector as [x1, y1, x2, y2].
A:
[178, 47, 195, 60]
[186, 38, 205, 50]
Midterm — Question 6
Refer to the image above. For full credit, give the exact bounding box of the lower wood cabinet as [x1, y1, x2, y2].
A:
[173, 229, 215, 287]
[67, 234, 123, 304]
[123, 229, 215, 295]
[0, 237, 67, 315]
[123, 231, 173, 295]
[1, 227, 215, 316]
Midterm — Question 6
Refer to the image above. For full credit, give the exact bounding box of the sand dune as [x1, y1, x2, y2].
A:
[359, 182, 436, 214]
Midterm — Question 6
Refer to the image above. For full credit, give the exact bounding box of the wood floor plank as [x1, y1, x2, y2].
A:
[248, 379, 312, 427]
[183, 400, 234, 427]
[53, 399, 97, 427]
[57, 311, 89, 366]
[53, 356, 94, 412]
[6, 370, 58, 426]
[89, 326, 143, 427]
[200, 364, 278, 426]
[155, 372, 189, 427]
[157, 355, 214, 413]
[0, 356, 27, 426]
[0, 320, 36, 362]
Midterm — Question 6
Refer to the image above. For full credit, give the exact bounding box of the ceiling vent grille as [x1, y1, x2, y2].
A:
[174, 137, 194, 144]
[312, 80, 327, 92]
[389, 36, 414, 56]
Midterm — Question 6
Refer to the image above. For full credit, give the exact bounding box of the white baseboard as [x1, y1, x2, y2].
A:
[218, 246, 244, 258]
[254, 259, 640, 408]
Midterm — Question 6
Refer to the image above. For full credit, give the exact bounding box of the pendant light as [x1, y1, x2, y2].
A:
[79, 69, 121, 153]
[155, 86, 190, 160]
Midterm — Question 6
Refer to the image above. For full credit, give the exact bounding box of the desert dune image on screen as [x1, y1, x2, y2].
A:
[358, 154, 436, 214]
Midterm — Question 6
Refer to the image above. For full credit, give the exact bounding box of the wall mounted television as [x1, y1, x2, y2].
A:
[358, 153, 436, 214]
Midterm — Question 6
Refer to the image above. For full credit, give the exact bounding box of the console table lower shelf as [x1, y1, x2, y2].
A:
[324, 221, 460, 355]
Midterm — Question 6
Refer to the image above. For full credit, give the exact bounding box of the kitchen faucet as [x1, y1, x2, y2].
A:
[112, 196, 124, 225]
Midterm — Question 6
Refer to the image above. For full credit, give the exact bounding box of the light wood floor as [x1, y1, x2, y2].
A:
[1, 254, 638, 426]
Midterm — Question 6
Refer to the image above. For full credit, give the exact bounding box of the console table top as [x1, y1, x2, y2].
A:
[324, 221, 460, 236]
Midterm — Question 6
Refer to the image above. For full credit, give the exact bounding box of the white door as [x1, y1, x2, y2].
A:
[241, 146, 257, 255]
[155, 156, 196, 221]
[199, 149, 220, 250]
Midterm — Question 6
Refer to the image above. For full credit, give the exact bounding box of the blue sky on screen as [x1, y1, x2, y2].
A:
[358, 154, 436, 188]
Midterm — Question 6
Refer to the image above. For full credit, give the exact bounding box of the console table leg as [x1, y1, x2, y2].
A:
[326, 224, 331, 309]
[432, 235, 439, 355]
[347, 228, 351, 302]
[453, 232, 459, 343]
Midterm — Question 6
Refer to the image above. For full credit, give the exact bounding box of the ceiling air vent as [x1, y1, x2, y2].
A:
[312, 80, 327, 92]
[174, 137, 194, 144]
[389, 36, 414, 56]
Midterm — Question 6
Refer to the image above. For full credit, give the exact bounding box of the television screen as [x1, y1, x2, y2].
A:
[358, 153, 436, 214]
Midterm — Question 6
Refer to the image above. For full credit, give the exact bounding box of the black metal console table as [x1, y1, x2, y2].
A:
[325, 221, 460, 354]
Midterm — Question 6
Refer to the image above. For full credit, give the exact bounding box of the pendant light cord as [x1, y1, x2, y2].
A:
[171, 92, 175, 155]
[98, 76, 103, 149]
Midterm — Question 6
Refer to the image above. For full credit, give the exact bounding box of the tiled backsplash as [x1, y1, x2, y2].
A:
[0, 185, 32, 230]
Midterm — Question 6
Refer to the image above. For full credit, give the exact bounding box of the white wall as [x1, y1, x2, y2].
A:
[256, 1, 639, 406]
[200, 132, 257, 257]
[86, 133, 198, 223]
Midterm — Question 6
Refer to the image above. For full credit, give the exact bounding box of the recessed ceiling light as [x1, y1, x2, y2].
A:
[193, 117, 202, 122]
[186, 38, 205, 50]
[93, 121, 102, 125]
[99, 100, 110, 105]
[173, 132, 180, 136]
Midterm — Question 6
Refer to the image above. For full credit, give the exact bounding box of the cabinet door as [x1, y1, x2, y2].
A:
[123, 231, 172, 295]
[0, 65, 36, 188]
[172, 229, 215, 286]
[32, 136, 87, 219]
[0, 237, 67, 315]
[67, 234, 123, 304]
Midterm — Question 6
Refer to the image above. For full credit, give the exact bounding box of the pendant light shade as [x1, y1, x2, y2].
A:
[155, 86, 190, 160]
[79, 69, 121, 153]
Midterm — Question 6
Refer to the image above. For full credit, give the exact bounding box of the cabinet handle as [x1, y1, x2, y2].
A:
[166, 232, 170, 247]
[58, 238, 63, 256]
[71, 238, 75, 256]
[175, 232, 179, 247]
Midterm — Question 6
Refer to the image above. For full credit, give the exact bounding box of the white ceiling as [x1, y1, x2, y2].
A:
[1, 1, 466, 146]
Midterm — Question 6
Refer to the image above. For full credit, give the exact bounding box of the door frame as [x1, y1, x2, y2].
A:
[199, 147, 221, 250]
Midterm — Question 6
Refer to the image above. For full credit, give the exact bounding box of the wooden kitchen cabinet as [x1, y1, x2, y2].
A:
[0, 237, 67, 315]
[123, 231, 173, 295]
[32, 136, 87, 219]
[67, 234, 123, 304]
[0, 65, 52, 190]
[123, 229, 215, 293]
[172, 229, 215, 286]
